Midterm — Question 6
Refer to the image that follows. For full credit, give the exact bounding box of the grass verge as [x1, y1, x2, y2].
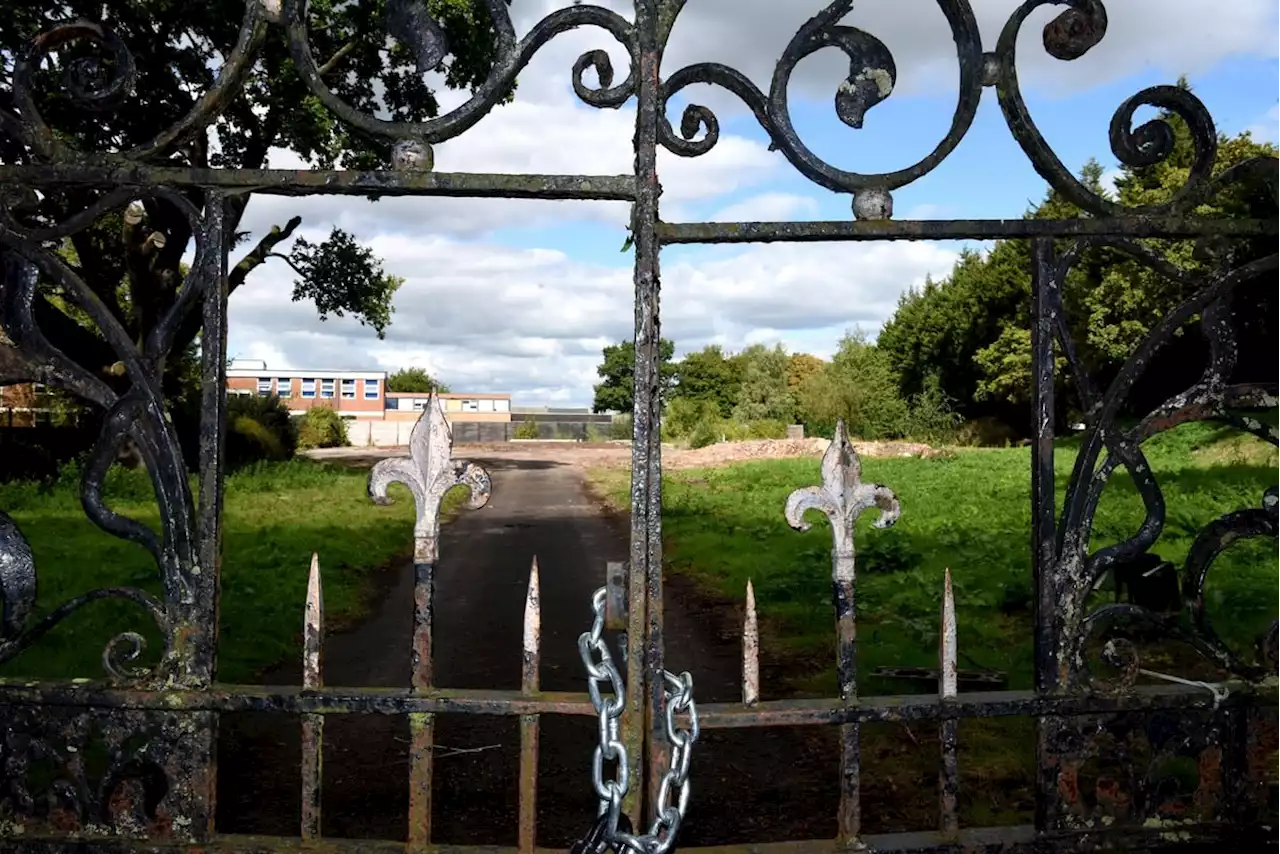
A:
[0, 457, 465, 683]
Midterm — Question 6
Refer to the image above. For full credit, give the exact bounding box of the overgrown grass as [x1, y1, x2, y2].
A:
[0, 458, 463, 683]
[590, 422, 1278, 693]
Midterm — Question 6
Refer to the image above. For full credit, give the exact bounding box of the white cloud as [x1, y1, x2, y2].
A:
[1245, 104, 1279, 143]
[658, 0, 1277, 106]
[222, 1, 1270, 407]
[227, 232, 958, 406]
[709, 193, 822, 222]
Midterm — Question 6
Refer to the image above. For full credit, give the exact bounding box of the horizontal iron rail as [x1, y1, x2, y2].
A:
[4, 823, 1270, 853]
[0, 166, 637, 200]
[0, 680, 1269, 718]
[657, 217, 1279, 243]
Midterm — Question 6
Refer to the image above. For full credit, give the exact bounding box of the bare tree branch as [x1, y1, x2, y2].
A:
[229, 216, 303, 292]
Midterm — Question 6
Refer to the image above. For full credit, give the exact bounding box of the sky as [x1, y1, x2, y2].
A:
[226, 0, 1280, 407]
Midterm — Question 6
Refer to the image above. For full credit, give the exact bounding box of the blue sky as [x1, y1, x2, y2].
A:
[232, 0, 1279, 406]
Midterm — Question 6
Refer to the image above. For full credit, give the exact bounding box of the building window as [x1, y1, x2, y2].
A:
[364, 379, 380, 400]
[494, 398, 510, 412]
[278, 378, 293, 398]
[321, 379, 335, 398]
[302, 378, 316, 398]
[385, 397, 398, 411]
[461, 399, 479, 412]
[412, 399, 427, 411]
[257, 377, 271, 396]
[341, 378, 356, 399]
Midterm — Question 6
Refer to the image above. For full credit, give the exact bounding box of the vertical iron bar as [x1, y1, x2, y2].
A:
[1029, 237, 1061, 836]
[834, 569, 860, 844]
[632, 0, 666, 824]
[623, 559, 647, 829]
[196, 192, 228, 687]
[938, 568, 959, 837]
[409, 557, 435, 850]
[743, 579, 759, 706]
[518, 557, 541, 854]
[301, 553, 324, 840]
[192, 193, 228, 841]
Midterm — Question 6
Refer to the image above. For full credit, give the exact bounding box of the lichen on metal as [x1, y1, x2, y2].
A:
[785, 420, 901, 583]
[368, 393, 491, 565]
[0, 0, 1275, 849]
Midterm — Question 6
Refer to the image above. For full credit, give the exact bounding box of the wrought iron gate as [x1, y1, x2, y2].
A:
[0, 0, 1276, 851]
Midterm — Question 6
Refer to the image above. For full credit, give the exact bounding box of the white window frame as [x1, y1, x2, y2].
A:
[301, 378, 316, 399]
[257, 377, 272, 396]
[278, 378, 293, 398]
[364, 379, 380, 400]
[341, 378, 356, 399]
[321, 379, 335, 399]
[461, 399, 479, 412]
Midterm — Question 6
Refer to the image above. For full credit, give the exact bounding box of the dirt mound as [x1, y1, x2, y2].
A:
[665, 437, 941, 469]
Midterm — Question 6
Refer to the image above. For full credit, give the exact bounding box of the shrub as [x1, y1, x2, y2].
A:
[513, 419, 540, 440]
[226, 394, 297, 468]
[296, 405, 349, 450]
[609, 414, 633, 440]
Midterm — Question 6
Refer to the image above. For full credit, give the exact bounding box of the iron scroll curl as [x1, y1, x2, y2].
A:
[5, 3, 268, 163]
[283, 0, 638, 145]
[1045, 238, 1280, 689]
[656, 0, 1227, 219]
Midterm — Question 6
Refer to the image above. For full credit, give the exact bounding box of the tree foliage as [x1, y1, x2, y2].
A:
[0, 0, 504, 463]
[876, 88, 1277, 434]
[592, 338, 675, 414]
[387, 367, 451, 394]
[671, 345, 742, 418]
[731, 344, 794, 424]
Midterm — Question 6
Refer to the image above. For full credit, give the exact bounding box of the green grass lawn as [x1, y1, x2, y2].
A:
[589, 422, 1278, 695]
[0, 458, 462, 684]
[589, 422, 1276, 829]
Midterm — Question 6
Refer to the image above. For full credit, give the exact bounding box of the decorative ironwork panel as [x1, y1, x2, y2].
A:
[0, 0, 1275, 851]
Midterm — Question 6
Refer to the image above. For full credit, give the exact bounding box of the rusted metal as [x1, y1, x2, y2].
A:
[656, 216, 1278, 245]
[0, 0, 1276, 850]
[300, 553, 324, 841]
[366, 398, 490, 849]
[786, 421, 900, 844]
[518, 558, 541, 854]
[742, 580, 759, 707]
[605, 560, 629, 631]
[631, 0, 668, 832]
[938, 569, 959, 838]
[0, 165, 638, 200]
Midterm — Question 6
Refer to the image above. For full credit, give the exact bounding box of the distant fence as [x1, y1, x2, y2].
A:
[345, 414, 616, 447]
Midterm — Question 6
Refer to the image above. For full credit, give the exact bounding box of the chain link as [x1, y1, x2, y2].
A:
[577, 588, 699, 854]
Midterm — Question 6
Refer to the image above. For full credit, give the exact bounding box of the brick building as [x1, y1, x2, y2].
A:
[227, 368, 388, 418]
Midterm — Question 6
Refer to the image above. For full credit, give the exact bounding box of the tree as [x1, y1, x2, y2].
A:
[592, 338, 675, 414]
[796, 330, 909, 439]
[0, 1, 505, 464]
[731, 343, 794, 423]
[670, 345, 742, 417]
[786, 353, 825, 390]
[387, 367, 451, 394]
[875, 97, 1277, 436]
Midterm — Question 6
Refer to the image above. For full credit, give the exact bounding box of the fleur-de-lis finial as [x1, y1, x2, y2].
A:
[784, 421, 900, 582]
[369, 393, 491, 564]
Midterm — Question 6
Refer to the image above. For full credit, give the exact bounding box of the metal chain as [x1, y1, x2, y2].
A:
[577, 588, 699, 854]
